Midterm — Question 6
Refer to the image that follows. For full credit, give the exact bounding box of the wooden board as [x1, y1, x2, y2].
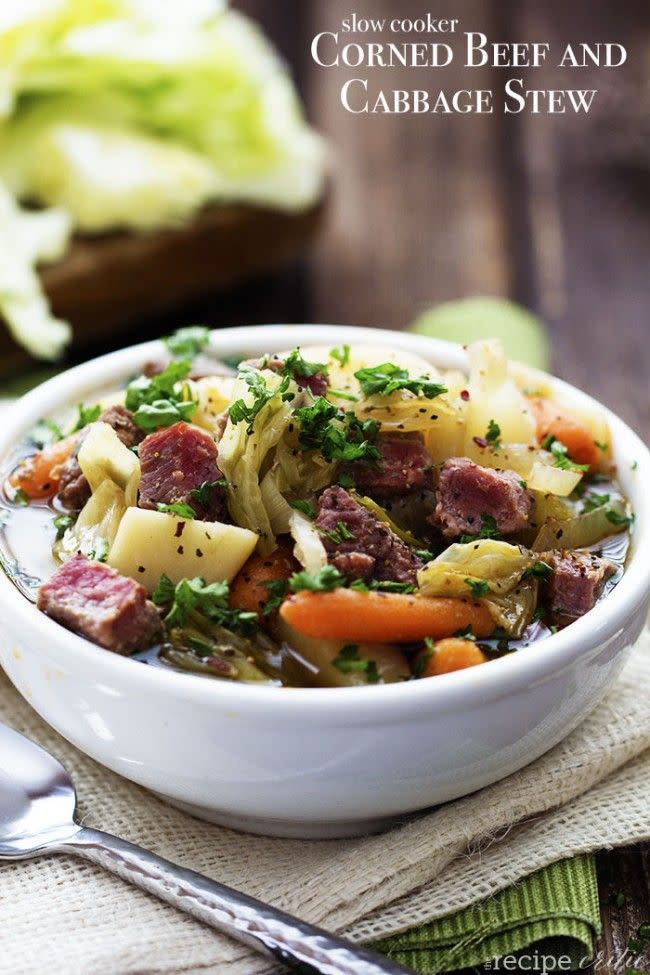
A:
[0, 199, 325, 374]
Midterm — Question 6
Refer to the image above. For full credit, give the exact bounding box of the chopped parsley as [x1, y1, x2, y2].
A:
[156, 501, 197, 519]
[229, 367, 293, 434]
[288, 565, 346, 593]
[84, 537, 109, 562]
[126, 360, 197, 431]
[454, 625, 477, 641]
[328, 388, 359, 402]
[10, 487, 29, 507]
[349, 579, 416, 594]
[53, 513, 75, 540]
[164, 325, 210, 358]
[295, 398, 380, 463]
[282, 348, 328, 380]
[262, 579, 289, 615]
[460, 514, 501, 544]
[594, 439, 609, 453]
[330, 344, 351, 367]
[582, 492, 611, 513]
[152, 574, 257, 633]
[289, 499, 316, 519]
[542, 435, 589, 473]
[485, 419, 502, 449]
[518, 479, 528, 490]
[414, 548, 436, 563]
[606, 509, 634, 528]
[189, 480, 227, 508]
[70, 402, 101, 433]
[524, 560, 553, 580]
[354, 362, 447, 399]
[320, 520, 356, 544]
[332, 644, 379, 683]
[464, 577, 490, 599]
[30, 418, 63, 448]
[336, 472, 357, 490]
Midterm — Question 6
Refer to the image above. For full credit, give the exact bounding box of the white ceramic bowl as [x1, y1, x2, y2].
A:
[0, 325, 648, 839]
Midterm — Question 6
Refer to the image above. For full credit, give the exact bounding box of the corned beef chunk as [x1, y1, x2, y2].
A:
[138, 422, 227, 521]
[341, 434, 431, 498]
[244, 354, 328, 397]
[97, 405, 144, 449]
[37, 554, 161, 654]
[57, 405, 143, 511]
[431, 457, 532, 538]
[545, 551, 616, 619]
[316, 486, 422, 585]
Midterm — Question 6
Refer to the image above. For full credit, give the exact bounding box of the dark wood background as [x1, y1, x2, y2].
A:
[229, 1, 650, 971]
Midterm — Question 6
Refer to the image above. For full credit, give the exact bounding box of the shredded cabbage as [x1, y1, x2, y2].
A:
[418, 539, 533, 599]
[482, 579, 538, 638]
[288, 510, 328, 574]
[0, 178, 72, 358]
[0, 1, 326, 356]
[217, 370, 295, 554]
[77, 420, 140, 505]
[55, 478, 125, 563]
[464, 339, 536, 450]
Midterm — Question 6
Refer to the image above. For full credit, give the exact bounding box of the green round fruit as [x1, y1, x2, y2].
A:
[409, 296, 551, 371]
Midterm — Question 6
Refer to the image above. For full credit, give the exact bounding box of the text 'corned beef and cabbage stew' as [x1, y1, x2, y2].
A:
[1, 328, 634, 687]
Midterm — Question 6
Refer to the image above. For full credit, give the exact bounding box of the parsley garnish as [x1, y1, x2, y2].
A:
[465, 578, 490, 599]
[156, 501, 197, 519]
[582, 492, 611, 514]
[542, 436, 589, 473]
[330, 344, 350, 367]
[295, 398, 380, 463]
[460, 514, 502, 544]
[282, 348, 328, 380]
[71, 402, 101, 433]
[413, 648, 434, 678]
[126, 360, 197, 431]
[289, 499, 316, 519]
[524, 560, 553, 580]
[289, 565, 346, 593]
[606, 509, 634, 528]
[320, 520, 356, 544]
[354, 363, 447, 399]
[11, 487, 29, 507]
[594, 440, 608, 453]
[519, 479, 528, 490]
[189, 480, 227, 508]
[485, 419, 502, 449]
[454, 625, 477, 641]
[262, 579, 289, 615]
[337, 473, 357, 490]
[332, 644, 379, 683]
[86, 537, 109, 562]
[30, 418, 63, 448]
[152, 574, 257, 633]
[229, 367, 292, 434]
[164, 325, 210, 358]
[371, 580, 416, 593]
[329, 388, 359, 402]
[414, 548, 436, 563]
[53, 513, 75, 539]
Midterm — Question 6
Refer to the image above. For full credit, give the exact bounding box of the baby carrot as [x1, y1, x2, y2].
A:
[416, 638, 488, 678]
[7, 435, 78, 500]
[279, 589, 494, 643]
[230, 541, 298, 623]
[528, 397, 600, 469]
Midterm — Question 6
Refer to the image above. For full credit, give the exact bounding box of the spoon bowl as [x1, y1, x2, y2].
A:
[0, 723, 77, 857]
[0, 719, 411, 974]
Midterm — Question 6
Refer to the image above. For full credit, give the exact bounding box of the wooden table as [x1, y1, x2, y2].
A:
[229, 1, 650, 970]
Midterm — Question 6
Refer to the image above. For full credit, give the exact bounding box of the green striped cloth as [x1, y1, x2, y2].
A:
[374, 856, 600, 974]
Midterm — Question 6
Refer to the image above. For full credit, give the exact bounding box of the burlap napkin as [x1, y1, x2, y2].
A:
[2, 632, 650, 975]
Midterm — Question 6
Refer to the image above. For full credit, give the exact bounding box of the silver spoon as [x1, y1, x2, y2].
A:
[0, 721, 412, 975]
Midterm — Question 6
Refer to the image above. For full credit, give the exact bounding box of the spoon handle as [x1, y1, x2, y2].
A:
[58, 827, 411, 975]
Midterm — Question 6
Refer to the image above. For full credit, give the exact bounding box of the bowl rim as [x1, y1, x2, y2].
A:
[0, 323, 648, 719]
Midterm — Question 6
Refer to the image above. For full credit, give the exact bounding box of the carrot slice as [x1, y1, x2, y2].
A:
[528, 397, 600, 469]
[416, 638, 488, 678]
[279, 589, 494, 643]
[230, 541, 299, 623]
[7, 435, 78, 500]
